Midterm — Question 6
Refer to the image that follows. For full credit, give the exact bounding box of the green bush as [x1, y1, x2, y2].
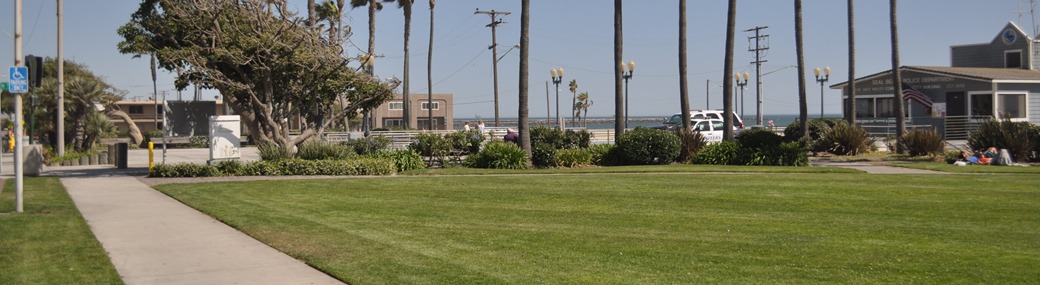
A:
[900, 128, 945, 157]
[531, 142, 558, 167]
[967, 118, 1039, 162]
[213, 160, 243, 176]
[555, 148, 593, 168]
[530, 127, 591, 149]
[444, 130, 484, 155]
[784, 118, 841, 153]
[344, 135, 392, 155]
[822, 122, 874, 156]
[466, 141, 529, 169]
[692, 141, 743, 165]
[737, 128, 784, 150]
[244, 158, 395, 176]
[587, 144, 622, 166]
[258, 142, 294, 161]
[674, 128, 707, 163]
[148, 163, 220, 177]
[408, 132, 452, 160]
[189, 136, 209, 148]
[296, 140, 355, 160]
[615, 127, 680, 165]
[372, 149, 426, 172]
[746, 141, 810, 166]
[240, 161, 283, 176]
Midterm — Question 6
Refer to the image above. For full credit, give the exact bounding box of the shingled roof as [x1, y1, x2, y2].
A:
[831, 66, 1040, 89]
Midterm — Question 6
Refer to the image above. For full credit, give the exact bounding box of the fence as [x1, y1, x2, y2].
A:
[321, 127, 619, 149]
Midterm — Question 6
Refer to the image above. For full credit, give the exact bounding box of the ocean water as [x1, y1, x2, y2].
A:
[455, 114, 843, 130]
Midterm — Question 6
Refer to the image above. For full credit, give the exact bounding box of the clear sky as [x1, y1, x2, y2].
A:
[0, 0, 1033, 119]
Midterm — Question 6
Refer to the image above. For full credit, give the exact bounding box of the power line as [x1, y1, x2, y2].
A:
[475, 8, 511, 127]
[746, 26, 769, 125]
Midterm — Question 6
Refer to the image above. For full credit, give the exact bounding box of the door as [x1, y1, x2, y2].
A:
[946, 92, 965, 117]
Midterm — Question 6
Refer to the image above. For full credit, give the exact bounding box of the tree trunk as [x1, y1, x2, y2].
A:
[428, 0, 435, 130]
[678, 0, 691, 133]
[402, 1, 412, 129]
[614, 0, 625, 140]
[890, 0, 905, 153]
[307, 0, 315, 27]
[847, 0, 856, 125]
[722, 0, 736, 140]
[107, 109, 144, 144]
[796, 0, 809, 141]
[519, 0, 532, 163]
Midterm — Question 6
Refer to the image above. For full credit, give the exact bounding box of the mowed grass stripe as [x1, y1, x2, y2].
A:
[157, 173, 1040, 284]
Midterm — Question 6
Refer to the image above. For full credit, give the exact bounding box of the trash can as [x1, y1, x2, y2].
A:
[116, 142, 128, 169]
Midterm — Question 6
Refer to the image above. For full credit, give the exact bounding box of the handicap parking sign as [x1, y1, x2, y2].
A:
[8, 66, 28, 93]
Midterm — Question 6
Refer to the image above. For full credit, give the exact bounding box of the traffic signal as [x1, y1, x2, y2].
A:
[24, 54, 43, 88]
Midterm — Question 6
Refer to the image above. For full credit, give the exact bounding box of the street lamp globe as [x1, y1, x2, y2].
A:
[627, 60, 635, 72]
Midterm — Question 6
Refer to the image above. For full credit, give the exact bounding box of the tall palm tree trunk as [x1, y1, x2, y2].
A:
[847, 0, 856, 125]
[795, 0, 809, 141]
[519, 0, 532, 161]
[722, 0, 736, 140]
[613, 0, 625, 140]
[427, 0, 434, 130]
[890, 0, 905, 153]
[678, 0, 691, 132]
[401, 1, 413, 129]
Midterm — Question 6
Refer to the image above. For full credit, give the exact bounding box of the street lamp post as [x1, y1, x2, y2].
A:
[621, 60, 635, 128]
[550, 67, 564, 130]
[735, 72, 748, 120]
[814, 66, 830, 119]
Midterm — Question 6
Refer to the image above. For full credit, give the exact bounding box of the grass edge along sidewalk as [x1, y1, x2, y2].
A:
[157, 172, 1040, 284]
[0, 177, 123, 285]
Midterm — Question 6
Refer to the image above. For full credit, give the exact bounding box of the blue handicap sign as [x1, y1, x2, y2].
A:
[9, 66, 28, 93]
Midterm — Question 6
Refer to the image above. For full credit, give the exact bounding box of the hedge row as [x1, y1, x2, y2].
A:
[148, 158, 396, 178]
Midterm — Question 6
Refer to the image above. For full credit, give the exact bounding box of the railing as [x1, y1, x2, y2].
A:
[856, 118, 935, 138]
[944, 115, 989, 140]
[322, 127, 619, 148]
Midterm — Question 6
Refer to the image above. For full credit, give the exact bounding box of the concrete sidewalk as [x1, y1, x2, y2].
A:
[59, 167, 344, 285]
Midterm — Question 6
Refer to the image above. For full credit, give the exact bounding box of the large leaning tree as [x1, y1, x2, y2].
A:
[117, 0, 395, 150]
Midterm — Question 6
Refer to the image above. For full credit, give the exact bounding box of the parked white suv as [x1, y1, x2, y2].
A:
[653, 110, 744, 131]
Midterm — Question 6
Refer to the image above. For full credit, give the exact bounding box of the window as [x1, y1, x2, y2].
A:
[1005, 50, 1022, 68]
[855, 98, 874, 118]
[388, 101, 404, 110]
[383, 118, 403, 128]
[876, 98, 896, 117]
[156, 106, 164, 114]
[970, 94, 993, 116]
[998, 93, 1027, 119]
[421, 102, 439, 110]
[129, 106, 144, 114]
[417, 118, 441, 130]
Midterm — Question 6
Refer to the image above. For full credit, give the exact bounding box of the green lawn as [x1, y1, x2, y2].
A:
[403, 164, 861, 175]
[0, 177, 123, 285]
[157, 173, 1040, 284]
[891, 162, 1040, 173]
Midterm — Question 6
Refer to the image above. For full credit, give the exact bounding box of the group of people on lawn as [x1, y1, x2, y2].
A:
[463, 120, 519, 145]
[958, 147, 1014, 166]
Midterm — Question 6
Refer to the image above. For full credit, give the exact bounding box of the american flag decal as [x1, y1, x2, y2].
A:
[901, 83, 933, 113]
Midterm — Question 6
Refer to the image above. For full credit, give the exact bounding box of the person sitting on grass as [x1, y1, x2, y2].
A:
[503, 128, 519, 145]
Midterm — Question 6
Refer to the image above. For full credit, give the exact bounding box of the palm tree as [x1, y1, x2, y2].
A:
[890, 0, 906, 153]
[568, 79, 578, 124]
[795, 0, 809, 141]
[427, 0, 435, 130]
[613, 0, 625, 140]
[678, 0, 691, 132]
[308, 0, 316, 27]
[578, 92, 593, 127]
[388, 0, 415, 129]
[350, 0, 383, 133]
[316, 1, 343, 45]
[847, 0, 856, 125]
[722, 0, 737, 141]
[518, 0, 532, 162]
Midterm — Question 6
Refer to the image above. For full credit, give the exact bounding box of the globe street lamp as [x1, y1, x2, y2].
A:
[814, 66, 830, 118]
[735, 72, 749, 120]
[621, 60, 635, 128]
[550, 67, 564, 130]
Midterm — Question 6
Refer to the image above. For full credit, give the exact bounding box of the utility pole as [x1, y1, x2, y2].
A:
[13, 0, 25, 212]
[705, 79, 710, 109]
[746, 26, 769, 126]
[57, 0, 64, 157]
[475, 8, 510, 127]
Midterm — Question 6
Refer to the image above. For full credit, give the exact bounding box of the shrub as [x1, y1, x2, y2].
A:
[674, 128, 707, 163]
[530, 127, 591, 149]
[372, 149, 426, 172]
[258, 142, 294, 161]
[737, 128, 783, 150]
[444, 130, 484, 155]
[189, 136, 209, 148]
[260, 158, 395, 176]
[213, 160, 243, 176]
[562, 129, 592, 149]
[240, 161, 283, 176]
[692, 140, 743, 165]
[148, 163, 220, 177]
[531, 142, 558, 167]
[408, 132, 451, 160]
[466, 141, 529, 169]
[615, 127, 680, 165]
[296, 140, 355, 160]
[344, 135, 392, 155]
[555, 148, 593, 168]
[587, 144, 622, 166]
[784, 118, 841, 154]
[967, 118, 1039, 162]
[822, 122, 874, 156]
[746, 141, 809, 166]
[900, 128, 945, 157]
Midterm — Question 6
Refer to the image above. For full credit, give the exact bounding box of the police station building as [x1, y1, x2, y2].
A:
[832, 22, 1040, 139]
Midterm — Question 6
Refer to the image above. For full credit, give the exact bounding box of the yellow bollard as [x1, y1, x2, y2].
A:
[148, 142, 154, 169]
